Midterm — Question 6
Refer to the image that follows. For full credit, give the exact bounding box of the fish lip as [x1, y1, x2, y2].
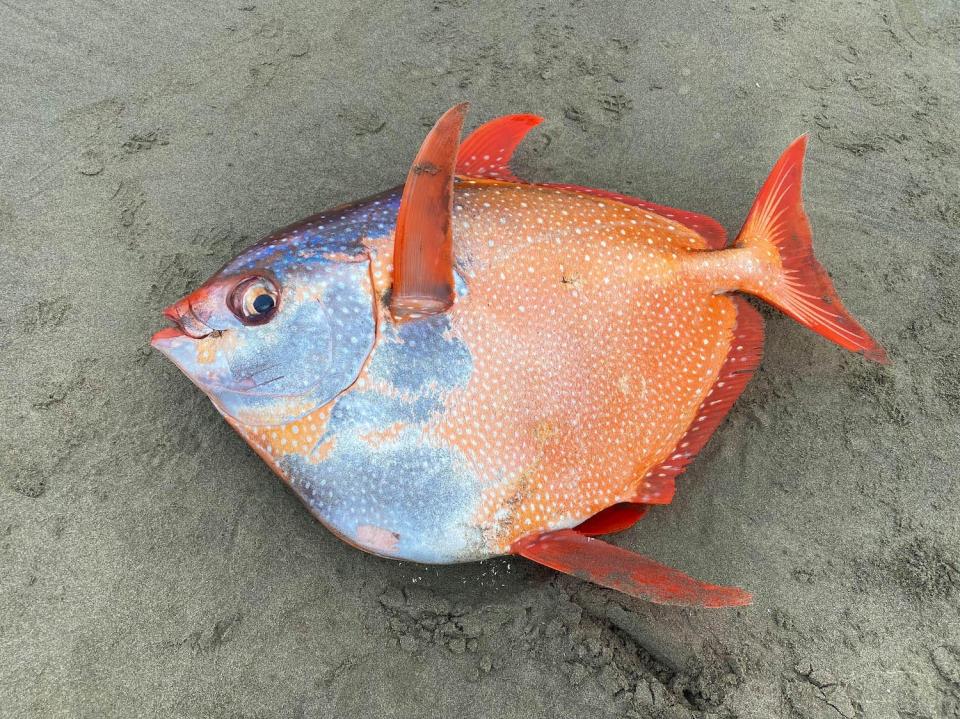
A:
[150, 325, 185, 347]
[160, 304, 212, 340]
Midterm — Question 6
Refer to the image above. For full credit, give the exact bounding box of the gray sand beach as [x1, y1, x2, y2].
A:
[2, 1, 959, 717]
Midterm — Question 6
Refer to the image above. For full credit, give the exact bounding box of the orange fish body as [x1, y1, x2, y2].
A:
[437, 179, 752, 548]
[153, 108, 885, 607]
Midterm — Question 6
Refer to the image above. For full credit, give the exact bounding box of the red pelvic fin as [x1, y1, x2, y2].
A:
[575, 502, 649, 536]
[544, 183, 728, 249]
[390, 103, 469, 321]
[512, 529, 751, 608]
[456, 114, 544, 181]
[733, 135, 887, 362]
[634, 297, 764, 502]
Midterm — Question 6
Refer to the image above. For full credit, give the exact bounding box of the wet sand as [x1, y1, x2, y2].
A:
[2, 1, 959, 717]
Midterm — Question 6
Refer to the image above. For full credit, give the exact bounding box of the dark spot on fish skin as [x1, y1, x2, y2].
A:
[413, 162, 440, 175]
[560, 273, 582, 290]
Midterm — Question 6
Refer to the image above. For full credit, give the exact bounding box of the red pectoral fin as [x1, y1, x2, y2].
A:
[512, 529, 751, 608]
[390, 103, 469, 321]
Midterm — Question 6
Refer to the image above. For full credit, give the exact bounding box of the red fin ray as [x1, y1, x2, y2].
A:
[456, 114, 728, 249]
[513, 529, 751, 608]
[633, 472, 676, 505]
[456, 114, 543, 181]
[390, 103, 469, 320]
[734, 135, 887, 362]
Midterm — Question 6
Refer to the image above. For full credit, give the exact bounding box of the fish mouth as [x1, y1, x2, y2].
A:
[151, 303, 213, 347]
[150, 325, 186, 346]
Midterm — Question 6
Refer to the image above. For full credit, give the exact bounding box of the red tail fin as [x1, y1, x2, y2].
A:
[735, 136, 887, 363]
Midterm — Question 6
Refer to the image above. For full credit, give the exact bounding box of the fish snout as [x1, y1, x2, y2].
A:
[154, 288, 221, 345]
[165, 299, 214, 339]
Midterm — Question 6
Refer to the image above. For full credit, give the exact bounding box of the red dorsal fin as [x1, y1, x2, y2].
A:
[512, 529, 751, 607]
[456, 114, 544, 181]
[543, 183, 728, 249]
[456, 112, 727, 248]
[390, 103, 469, 321]
[633, 297, 764, 504]
[575, 502, 648, 536]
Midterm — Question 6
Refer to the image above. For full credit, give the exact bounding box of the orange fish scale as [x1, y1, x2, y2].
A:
[239, 404, 334, 464]
[431, 180, 739, 550]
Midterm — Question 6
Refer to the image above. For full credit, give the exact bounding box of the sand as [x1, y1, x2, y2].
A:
[2, 1, 959, 717]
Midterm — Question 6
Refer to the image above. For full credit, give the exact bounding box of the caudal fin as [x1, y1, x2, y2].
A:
[734, 136, 888, 363]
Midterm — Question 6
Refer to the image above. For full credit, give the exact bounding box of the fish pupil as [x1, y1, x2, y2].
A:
[253, 293, 275, 314]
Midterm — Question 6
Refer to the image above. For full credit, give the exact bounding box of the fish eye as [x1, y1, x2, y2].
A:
[229, 276, 280, 325]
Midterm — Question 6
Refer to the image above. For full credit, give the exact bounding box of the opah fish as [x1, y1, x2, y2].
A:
[152, 104, 885, 607]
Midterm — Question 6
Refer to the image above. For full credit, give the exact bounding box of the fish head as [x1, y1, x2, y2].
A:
[151, 238, 378, 426]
